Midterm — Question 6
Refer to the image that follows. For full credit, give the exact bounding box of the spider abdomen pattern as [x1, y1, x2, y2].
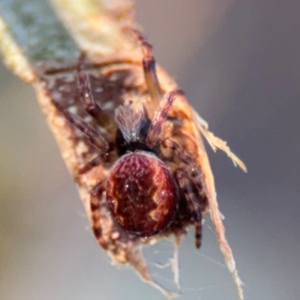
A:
[106, 151, 177, 236]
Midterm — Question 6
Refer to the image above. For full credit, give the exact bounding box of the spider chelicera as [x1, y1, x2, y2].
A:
[55, 34, 206, 249]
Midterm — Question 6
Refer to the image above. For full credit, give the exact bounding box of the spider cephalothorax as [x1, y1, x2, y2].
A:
[54, 35, 205, 249]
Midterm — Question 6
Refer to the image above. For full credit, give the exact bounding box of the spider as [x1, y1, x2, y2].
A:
[54, 34, 206, 249]
[49, 30, 246, 300]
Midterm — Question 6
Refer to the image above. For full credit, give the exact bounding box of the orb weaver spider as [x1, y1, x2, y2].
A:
[49, 31, 246, 300]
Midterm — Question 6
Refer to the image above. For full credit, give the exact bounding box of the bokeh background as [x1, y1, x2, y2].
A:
[1, 0, 300, 299]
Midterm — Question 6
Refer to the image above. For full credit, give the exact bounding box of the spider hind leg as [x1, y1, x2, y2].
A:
[161, 138, 206, 248]
[90, 180, 108, 250]
[175, 169, 203, 249]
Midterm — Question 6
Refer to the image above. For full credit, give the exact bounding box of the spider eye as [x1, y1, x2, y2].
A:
[106, 152, 177, 236]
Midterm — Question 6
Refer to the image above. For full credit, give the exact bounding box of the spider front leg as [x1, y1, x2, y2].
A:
[137, 33, 163, 107]
[175, 169, 203, 249]
[55, 102, 109, 153]
[54, 102, 110, 176]
[77, 53, 110, 127]
[146, 90, 182, 148]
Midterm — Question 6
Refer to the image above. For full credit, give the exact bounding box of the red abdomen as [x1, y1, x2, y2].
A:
[106, 151, 178, 236]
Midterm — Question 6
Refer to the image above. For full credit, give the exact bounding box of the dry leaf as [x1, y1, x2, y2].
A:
[0, 1, 246, 299]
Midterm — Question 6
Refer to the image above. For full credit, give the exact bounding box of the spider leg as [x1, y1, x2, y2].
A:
[161, 138, 204, 192]
[78, 155, 105, 174]
[146, 90, 181, 148]
[137, 34, 163, 107]
[90, 180, 108, 250]
[78, 147, 115, 175]
[54, 102, 109, 153]
[175, 169, 202, 248]
[161, 138, 207, 248]
[77, 53, 110, 127]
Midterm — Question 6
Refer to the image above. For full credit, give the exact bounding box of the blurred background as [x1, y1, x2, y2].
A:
[1, 0, 300, 299]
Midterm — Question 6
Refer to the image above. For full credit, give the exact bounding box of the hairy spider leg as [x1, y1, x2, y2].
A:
[90, 180, 108, 250]
[161, 138, 206, 248]
[54, 102, 109, 153]
[175, 169, 202, 248]
[146, 90, 181, 148]
[137, 33, 163, 108]
[77, 53, 110, 127]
